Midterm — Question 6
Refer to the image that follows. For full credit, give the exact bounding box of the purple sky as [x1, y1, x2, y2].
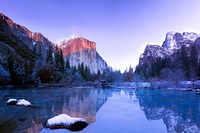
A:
[1, 0, 200, 71]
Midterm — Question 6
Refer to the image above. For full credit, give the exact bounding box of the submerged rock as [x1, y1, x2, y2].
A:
[46, 114, 88, 131]
[7, 99, 31, 106]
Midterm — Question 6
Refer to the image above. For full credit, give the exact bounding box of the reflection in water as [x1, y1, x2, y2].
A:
[0, 88, 113, 133]
[1, 87, 200, 133]
[135, 89, 200, 133]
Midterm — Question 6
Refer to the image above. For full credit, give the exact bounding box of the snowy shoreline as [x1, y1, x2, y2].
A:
[0, 81, 101, 90]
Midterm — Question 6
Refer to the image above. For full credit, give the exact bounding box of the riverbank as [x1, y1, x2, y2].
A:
[1, 80, 200, 93]
[0, 81, 102, 90]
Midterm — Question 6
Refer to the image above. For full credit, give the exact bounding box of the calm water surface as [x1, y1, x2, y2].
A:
[0, 87, 199, 133]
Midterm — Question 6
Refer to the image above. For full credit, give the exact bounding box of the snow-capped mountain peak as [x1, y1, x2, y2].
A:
[162, 31, 178, 50]
[56, 35, 82, 46]
[162, 31, 200, 50]
[137, 31, 200, 71]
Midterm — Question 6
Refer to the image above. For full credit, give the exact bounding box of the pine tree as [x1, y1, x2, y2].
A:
[124, 66, 134, 82]
[84, 66, 91, 81]
[54, 45, 64, 73]
[0, 65, 10, 84]
[8, 55, 26, 86]
[46, 45, 53, 64]
[59, 49, 64, 72]
[190, 45, 198, 79]
[181, 46, 190, 79]
[80, 63, 85, 77]
[96, 70, 101, 80]
[65, 59, 70, 69]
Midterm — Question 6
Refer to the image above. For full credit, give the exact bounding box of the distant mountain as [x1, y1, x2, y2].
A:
[57, 36, 108, 73]
[135, 31, 200, 80]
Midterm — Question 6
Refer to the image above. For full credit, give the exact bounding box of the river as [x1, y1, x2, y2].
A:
[0, 86, 199, 133]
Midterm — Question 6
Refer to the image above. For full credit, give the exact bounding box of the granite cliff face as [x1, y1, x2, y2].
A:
[136, 31, 200, 80]
[57, 36, 108, 73]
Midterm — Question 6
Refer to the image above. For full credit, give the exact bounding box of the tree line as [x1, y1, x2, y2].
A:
[0, 44, 135, 86]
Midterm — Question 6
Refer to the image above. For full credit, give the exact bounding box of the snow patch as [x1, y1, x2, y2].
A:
[56, 35, 82, 46]
[33, 42, 36, 47]
[163, 31, 178, 50]
[52, 52, 55, 59]
[183, 32, 200, 41]
[140, 54, 144, 59]
[143, 44, 173, 59]
[184, 125, 199, 133]
[186, 44, 190, 47]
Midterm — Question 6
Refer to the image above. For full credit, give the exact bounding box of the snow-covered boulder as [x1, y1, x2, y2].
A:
[46, 114, 88, 131]
[7, 99, 18, 105]
[7, 99, 31, 106]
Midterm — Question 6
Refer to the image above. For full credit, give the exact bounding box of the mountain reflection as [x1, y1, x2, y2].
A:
[0, 87, 113, 133]
[135, 89, 200, 133]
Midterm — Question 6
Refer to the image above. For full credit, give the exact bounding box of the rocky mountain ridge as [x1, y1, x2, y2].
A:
[139, 31, 200, 65]
[0, 12, 55, 67]
[136, 31, 200, 80]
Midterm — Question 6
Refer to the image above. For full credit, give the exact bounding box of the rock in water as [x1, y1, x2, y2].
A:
[6, 99, 18, 105]
[46, 114, 88, 131]
[16, 99, 31, 106]
[7, 99, 31, 106]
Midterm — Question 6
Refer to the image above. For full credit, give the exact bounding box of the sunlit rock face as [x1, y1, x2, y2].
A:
[0, 12, 54, 61]
[58, 36, 96, 56]
[135, 89, 200, 133]
[58, 36, 108, 73]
